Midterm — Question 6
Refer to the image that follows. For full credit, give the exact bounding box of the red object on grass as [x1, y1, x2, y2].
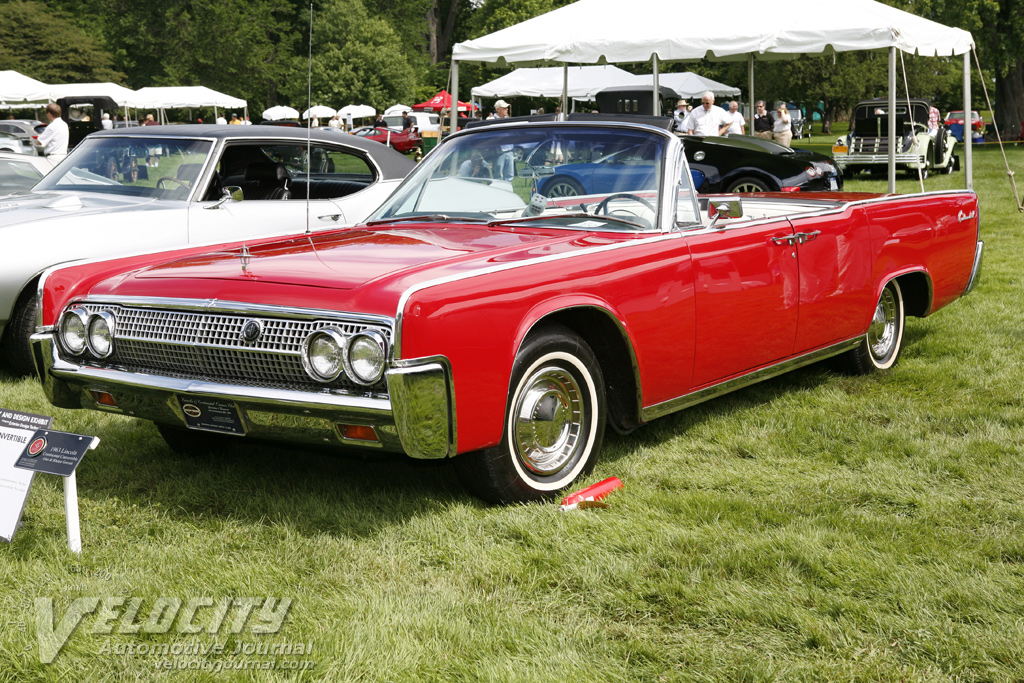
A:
[560, 477, 624, 510]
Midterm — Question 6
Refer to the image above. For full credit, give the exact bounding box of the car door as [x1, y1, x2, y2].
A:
[684, 216, 800, 388]
[186, 141, 377, 243]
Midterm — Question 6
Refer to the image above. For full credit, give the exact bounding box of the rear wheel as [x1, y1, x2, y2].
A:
[543, 177, 584, 198]
[454, 325, 606, 504]
[726, 176, 775, 193]
[840, 280, 905, 374]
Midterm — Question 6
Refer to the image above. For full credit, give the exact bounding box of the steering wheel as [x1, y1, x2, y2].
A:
[595, 193, 656, 229]
[156, 177, 190, 190]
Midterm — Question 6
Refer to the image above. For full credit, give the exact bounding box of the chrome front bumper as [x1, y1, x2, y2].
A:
[31, 333, 455, 459]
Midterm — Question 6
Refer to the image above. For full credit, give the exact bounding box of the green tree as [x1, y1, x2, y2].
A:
[307, 0, 416, 111]
[0, 1, 124, 84]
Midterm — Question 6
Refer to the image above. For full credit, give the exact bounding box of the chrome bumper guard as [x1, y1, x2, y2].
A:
[834, 153, 925, 168]
[32, 333, 455, 460]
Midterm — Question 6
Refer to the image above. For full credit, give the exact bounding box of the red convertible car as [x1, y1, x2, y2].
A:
[350, 126, 422, 153]
[31, 119, 983, 504]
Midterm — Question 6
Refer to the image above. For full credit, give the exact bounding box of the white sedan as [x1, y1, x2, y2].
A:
[0, 152, 61, 195]
[0, 125, 415, 375]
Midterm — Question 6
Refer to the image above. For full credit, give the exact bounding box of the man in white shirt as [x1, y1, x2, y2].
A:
[672, 100, 688, 131]
[723, 101, 745, 135]
[682, 91, 730, 137]
[38, 103, 69, 156]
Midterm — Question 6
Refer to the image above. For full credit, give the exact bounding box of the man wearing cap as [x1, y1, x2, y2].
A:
[487, 100, 514, 180]
[487, 99, 511, 120]
[681, 91, 730, 137]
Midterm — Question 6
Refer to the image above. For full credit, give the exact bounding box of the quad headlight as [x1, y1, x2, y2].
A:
[302, 328, 347, 382]
[58, 308, 90, 356]
[343, 330, 387, 385]
[301, 327, 388, 385]
[86, 311, 116, 358]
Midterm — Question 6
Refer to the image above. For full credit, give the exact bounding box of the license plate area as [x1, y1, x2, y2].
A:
[176, 396, 246, 435]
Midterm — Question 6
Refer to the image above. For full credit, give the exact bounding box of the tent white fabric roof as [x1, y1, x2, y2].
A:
[0, 70, 50, 104]
[133, 86, 246, 109]
[338, 104, 376, 119]
[631, 72, 740, 98]
[47, 82, 141, 107]
[453, 0, 974, 65]
[471, 66, 639, 99]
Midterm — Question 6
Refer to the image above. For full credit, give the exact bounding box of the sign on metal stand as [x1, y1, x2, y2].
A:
[0, 409, 53, 543]
[14, 429, 99, 554]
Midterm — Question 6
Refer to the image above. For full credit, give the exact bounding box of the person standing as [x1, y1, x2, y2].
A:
[753, 101, 773, 140]
[487, 100, 514, 180]
[682, 91, 730, 136]
[101, 113, 113, 130]
[772, 104, 793, 147]
[143, 113, 159, 126]
[401, 111, 414, 132]
[370, 113, 385, 129]
[38, 103, 69, 156]
[723, 101, 745, 135]
[672, 99, 688, 131]
[216, 113, 227, 125]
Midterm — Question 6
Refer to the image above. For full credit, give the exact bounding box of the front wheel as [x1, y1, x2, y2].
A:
[454, 326, 606, 504]
[1, 289, 38, 376]
[840, 280, 905, 374]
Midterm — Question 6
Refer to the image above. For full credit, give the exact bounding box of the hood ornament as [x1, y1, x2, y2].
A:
[239, 244, 251, 272]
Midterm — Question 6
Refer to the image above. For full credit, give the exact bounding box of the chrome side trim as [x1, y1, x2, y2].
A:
[964, 240, 984, 296]
[387, 356, 456, 459]
[640, 338, 861, 422]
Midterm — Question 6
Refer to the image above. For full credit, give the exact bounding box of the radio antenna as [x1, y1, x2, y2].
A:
[305, 2, 313, 235]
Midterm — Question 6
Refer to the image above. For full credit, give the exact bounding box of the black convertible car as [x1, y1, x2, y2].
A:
[684, 133, 842, 193]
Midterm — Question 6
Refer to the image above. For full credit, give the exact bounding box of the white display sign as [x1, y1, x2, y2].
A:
[0, 409, 53, 542]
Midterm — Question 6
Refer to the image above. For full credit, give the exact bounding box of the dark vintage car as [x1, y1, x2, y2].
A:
[523, 127, 841, 196]
[32, 119, 982, 504]
[833, 98, 958, 178]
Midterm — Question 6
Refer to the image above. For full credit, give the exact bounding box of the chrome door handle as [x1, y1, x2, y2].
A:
[796, 230, 821, 243]
[771, 234, 798, 246]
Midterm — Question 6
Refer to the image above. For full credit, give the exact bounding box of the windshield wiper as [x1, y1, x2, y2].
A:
[487, 213, 647, 230]
[365, 214, 488, 226]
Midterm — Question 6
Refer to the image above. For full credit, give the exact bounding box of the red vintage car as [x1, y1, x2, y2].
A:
[31, 119, 983, 504]
[350, 126, 422, 153]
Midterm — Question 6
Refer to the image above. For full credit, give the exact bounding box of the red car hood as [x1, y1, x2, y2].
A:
[101, 223, 625, 314]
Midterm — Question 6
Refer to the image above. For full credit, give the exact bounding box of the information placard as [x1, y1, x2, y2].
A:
[14, 430, 99, 477]
[0, 409, 54, 543]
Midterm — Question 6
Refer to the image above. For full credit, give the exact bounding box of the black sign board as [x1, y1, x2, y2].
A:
[14, 430, 97, 477]
[176, 396, 246, 435]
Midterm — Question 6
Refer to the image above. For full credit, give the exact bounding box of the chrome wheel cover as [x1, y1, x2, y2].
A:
[512, 365, 585, 475]
[546, 181, 579, 198]
[868, 287, 898, 360]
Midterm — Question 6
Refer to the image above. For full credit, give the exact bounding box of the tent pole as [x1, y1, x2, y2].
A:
[748, 54, 755, 134]
[652, 56, 660, 117]
[964, 51, 972, 190]
[562, 64, 569, 118]
[888, 47, 896, 194]
[451, 59, 460, 138]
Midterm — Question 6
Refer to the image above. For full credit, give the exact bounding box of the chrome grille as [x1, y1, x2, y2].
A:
[71, 303, 391, 394]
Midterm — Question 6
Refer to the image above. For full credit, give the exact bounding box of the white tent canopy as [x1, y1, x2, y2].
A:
[471, 66, 639, 99]
[133, 86, 246, 109]
[47, 82, 142, 107]
[384, 104, 412, 116]
[451, 0, 976, 191]
[338, 104, 376, 119]
[631, 72, 740, 98]
[453, 0, 973, 65]
[0, 70, 49, 104]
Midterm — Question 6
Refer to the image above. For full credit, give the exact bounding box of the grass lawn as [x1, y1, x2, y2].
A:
[1, 145, 1023, 682]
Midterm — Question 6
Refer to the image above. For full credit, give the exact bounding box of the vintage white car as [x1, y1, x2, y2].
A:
[0, 125, 415, 375]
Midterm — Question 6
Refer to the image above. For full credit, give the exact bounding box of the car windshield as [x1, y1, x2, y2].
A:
[32, 136, 213, 200]
[369, 125, 667, 231]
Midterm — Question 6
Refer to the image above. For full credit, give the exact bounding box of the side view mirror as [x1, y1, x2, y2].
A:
[708, 197, 743, 229]
[204, 186, 243, 210]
